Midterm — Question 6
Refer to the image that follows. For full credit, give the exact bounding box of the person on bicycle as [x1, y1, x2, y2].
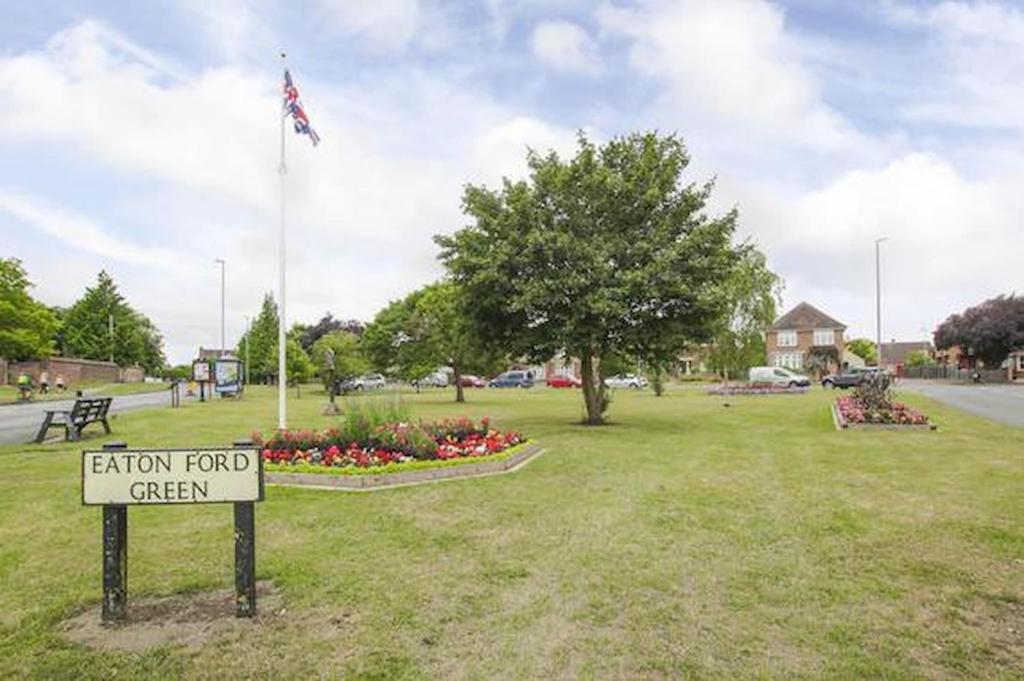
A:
[16, 373, 33, 401]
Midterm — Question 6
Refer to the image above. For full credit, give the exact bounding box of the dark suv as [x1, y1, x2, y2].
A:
[821, 367, 878, 389]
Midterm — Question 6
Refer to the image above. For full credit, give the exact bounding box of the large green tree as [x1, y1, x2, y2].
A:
[0, 258, 59, 360]
[62, 271, 165, 372]
[437, 132, 741, 423]
[707, 246, 782, 381]
[363, 282, 502, 402]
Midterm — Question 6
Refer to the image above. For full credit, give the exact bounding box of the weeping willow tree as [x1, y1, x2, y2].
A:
[707, 246, 782, 382]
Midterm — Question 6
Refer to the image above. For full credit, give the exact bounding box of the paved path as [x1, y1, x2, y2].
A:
[899, 379, 1024, 428]
[0, 389, 183, 445]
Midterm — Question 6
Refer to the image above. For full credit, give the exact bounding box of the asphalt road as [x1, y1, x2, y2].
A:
[0, 389, 181, 445]
[899, 379, 1024, 428]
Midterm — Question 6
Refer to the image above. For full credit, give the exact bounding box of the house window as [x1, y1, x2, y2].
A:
[813, 329, 835, 346]
[776, 330, 798, 347]
[772, 352, 802, 369]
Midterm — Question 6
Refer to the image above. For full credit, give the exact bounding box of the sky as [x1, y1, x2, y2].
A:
[1, 0, 1022, 364]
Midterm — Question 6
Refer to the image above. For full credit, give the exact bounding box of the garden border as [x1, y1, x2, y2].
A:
[831, 401, 937, 432]
[266, 442, 544, 492]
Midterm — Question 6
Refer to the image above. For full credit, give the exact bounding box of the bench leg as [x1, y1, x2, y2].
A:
[34, 413, 54, 444]
[67, 424, 80, 442]
[102, 418, 112, 435]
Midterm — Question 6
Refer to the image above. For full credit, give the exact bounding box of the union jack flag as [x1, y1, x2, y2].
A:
[283, 69, 320, 146]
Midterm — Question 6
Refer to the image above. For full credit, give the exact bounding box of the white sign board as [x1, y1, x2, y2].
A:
[82, 448, 263, 505]
[193, 361, 211, 382]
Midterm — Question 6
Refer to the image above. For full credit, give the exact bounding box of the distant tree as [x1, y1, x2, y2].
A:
[237, 294, 279, 382]
[270, 337, 314, 388]
[706, 245, 782, 382]
[935, 295, 1024, 366]
[62, 271, 165, 372]
[161, 364, 191, 381]
[846, 338, 878, 366]
[905, 350, 935, 368]
[310, 330, 369, 390]
[437, 131, 741, 423]
[298, 313, 364, 352]
[364, 282, 502, 402]
[0, 258, 59, 360]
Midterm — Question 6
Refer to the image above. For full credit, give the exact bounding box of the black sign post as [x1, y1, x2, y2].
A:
[101, 442, 128, 623]
[233, 439, 257, 617]
[84, 440, 264, 624]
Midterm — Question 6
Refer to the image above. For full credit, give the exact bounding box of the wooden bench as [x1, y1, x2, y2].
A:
[35, 397, 113, 443]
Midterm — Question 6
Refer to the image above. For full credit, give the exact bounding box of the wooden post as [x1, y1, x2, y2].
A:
[101, 441, 128, 623]
[233, 439, 256, 617]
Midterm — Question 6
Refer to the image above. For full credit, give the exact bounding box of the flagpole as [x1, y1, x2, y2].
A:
[277, 50, 288, 431]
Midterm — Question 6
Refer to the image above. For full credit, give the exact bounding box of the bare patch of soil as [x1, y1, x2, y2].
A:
[59, 581, 286, 651]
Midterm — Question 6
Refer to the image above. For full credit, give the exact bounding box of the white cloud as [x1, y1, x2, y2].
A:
[0, 189, 175, 266]
[530, 20, 602, 74]
[732, 152, 1021, 339]
[0, 19, 597, 362]
[883, 1, 1024, 131]
[315, 0, 421, 51]
[597, 0, 864, 155]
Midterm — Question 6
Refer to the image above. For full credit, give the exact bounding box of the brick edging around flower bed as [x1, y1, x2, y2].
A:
[831, 401, 937, 432]
[266, 442, 544, 491]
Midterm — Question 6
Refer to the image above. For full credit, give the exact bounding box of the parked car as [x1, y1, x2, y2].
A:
[353, 373, 386, 390]
[748, 366, 811, 387]
[458, 374, 486, 388]
[546, 374, 582, 388]
[489, 370, 534, 388]
[821, 367, 878, 389]
[604, 374, 648, 389]
[413, 370, 449, 388]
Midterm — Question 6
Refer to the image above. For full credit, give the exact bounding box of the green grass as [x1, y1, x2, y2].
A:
[1, 384, 1023, 678]
[0, 381, 168, 405]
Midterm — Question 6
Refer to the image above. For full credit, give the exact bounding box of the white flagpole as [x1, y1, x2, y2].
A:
[277, 50, 288, 431]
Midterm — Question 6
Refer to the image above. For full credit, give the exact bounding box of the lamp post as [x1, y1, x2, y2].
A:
[875, 237, 888, 368]
[215, 259, 226, 354]
[243, 315, 251, 385]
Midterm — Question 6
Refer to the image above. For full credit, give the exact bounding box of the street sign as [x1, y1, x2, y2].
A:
[83, 448, 263, 505]
[84, 441, 263, 622]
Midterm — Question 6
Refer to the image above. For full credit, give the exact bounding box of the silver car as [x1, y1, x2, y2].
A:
[604, 374, 648, 389]
[353, 373, 386, 390]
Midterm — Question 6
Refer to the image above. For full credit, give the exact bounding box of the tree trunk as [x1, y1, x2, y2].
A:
[579, 353, 604, 425]
[453, 364, 465, 403]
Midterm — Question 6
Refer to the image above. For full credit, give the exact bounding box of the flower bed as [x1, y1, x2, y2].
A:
[707, 384, 809, 396]
[254, 416, 527, 475]
[833, 395, 935, 430]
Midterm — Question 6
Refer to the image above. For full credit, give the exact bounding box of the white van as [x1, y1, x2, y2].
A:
[749, 366, 811, 387]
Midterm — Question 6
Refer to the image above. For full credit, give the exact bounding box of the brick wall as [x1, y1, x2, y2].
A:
[0, 357, 7, 385]
[7, 357, 121, 385]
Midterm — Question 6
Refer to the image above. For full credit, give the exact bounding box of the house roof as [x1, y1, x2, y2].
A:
[769, 302, 846, 331]
[879, 341, 933, 365]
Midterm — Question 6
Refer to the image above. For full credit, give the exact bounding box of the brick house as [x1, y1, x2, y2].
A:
[766, 302, 846, 371]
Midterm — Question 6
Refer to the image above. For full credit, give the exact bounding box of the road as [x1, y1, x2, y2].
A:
[899, 379, 1024, 428]
[0, 389, 182, 445]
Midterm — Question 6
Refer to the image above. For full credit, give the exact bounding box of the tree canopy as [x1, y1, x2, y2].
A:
[237, 294, 280, 382]
[707, 246, 781, 381]
[310, 330, 368, 389]
[62, 271, 165, 372]
[0, 258, 59, 360]
[295, 313, 364, 353]
[846, 338, 878, 365]
[437, 131, 743, 423]
[363, 281, 502, 402]
[934, 294, 1024, 366]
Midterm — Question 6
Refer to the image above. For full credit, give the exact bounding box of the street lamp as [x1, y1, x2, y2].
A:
[243, 314, 251, 385]
[875, 237, 888, 367]
[214, 259, 226, 354]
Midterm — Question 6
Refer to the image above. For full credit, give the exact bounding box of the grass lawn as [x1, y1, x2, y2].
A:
[1, 385, 1022, 678]
[0, 381, 169, 405]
